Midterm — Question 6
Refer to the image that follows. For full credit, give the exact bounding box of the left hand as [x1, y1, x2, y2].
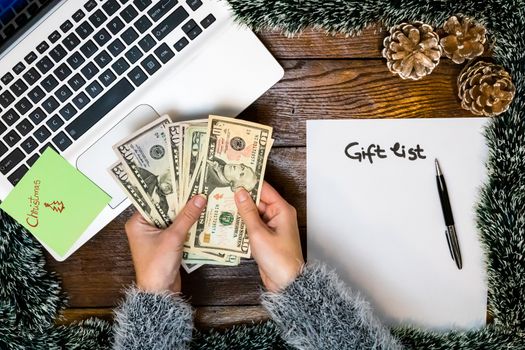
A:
[124, 195, 207, 293]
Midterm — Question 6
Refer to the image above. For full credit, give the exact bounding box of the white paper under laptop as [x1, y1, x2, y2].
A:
[307, 118, 488, 330]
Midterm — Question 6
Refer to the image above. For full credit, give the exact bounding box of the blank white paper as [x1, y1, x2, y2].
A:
[307, 118, 488, 330]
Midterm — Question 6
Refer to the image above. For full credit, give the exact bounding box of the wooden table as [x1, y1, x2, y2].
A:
[48, 27, 475, 329]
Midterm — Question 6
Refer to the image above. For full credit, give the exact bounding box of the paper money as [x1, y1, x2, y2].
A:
[189, 116, 273, 258]
[181, 124, 207, 203]
[114, 115, 175, 225]
[166, 123, 184, 213]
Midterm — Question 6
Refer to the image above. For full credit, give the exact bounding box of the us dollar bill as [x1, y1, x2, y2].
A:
[183, 251, 240, 266]
[166, 123, 184, 213]
[108, 162, 164, 228]
[189, 115, 273, 258]
[181, 124, 207, 202]
[114, 115, 176, 224]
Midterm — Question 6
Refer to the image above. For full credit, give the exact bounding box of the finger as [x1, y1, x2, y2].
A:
[165, 195, 207, 239]
[257, 201, 267, 215]
[260, 181, 289, 207]
[125, 211, 153, 235]
[235, 189, 266, 236]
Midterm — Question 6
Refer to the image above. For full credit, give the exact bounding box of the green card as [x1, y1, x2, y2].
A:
[0, 149, 111, 257]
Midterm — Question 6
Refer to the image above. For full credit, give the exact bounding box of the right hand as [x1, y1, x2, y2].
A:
[234, 182, 304, 292]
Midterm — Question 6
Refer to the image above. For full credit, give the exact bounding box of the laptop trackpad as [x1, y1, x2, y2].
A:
[76, 105, 160, 209]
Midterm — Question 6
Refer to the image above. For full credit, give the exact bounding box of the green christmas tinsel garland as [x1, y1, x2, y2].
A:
[2, 0, 525, 348]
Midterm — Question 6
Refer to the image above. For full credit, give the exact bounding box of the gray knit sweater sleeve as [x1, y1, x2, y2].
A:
[112, 287, 193, 350]
[261, 262, 402, 350]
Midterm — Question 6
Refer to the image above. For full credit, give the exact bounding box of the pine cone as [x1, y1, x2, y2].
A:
[458, 61, 515, 116]
[382, 22, 442, 80]
[440, 16, 487, 64]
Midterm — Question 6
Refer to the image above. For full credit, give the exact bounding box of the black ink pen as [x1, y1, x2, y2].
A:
[435, 159, 462, 270]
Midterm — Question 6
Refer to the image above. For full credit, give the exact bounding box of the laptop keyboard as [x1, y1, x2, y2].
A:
[0, 0, 217, 186]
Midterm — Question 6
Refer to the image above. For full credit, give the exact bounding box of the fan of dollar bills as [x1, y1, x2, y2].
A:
[109, 115, 274, 274]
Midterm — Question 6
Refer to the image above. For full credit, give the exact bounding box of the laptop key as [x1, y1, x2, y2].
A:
[94, 28, 111, 46]
[0, 91, 15, 108]
[4, 129, 21, 147]
[99, 69, 117, 87]
[153, 7, 189, 41]
[85, 80, 104, 98]
[39, 143, 58, 154]
[107, 16, 125, 35]
[0, 140, 7, 155]
[80, 39, 99, 58]
[66, 78, 135, 140]
[28, 86, 46, 104]
[89, 9, 107, 28]
[121, 27, 139, 45]
[84, 0, 97, 12]
[120, 5, 138, 23]
[95, 50, 112, 68]
[108, 38, 126, 56]
[1, 73, 14, 85]
[67, 52, 86, 70]
[42, 96, 60, 114]
[48, 30, 62, 43]
[200, 14, 216, 28]
[54, 63, 73, 81]
[186, 0, 202, 11]
[23, 68, 41, 85]
[112, 57, 130, 75]
[134, 15, 152, 33]
[141, 55, 161, 75]
[148, 0, 177, 22]
[73, 9, 86, 23]
[50, 44, 67, 63]
[76, 21, 94, 39]
[21, 136, 38, 154]
[10, 79, 28, 97]
[125, 45, 143, 64]
[14, 97, 32, 115]
[47, 115, 65, 131]
[0, 148, 24, 175]
[36, 56, 54, 74]
[13, 62, 26, 74]
[138, 34, 156, 52]
[37, 41, 50, 54]
[2, 109, 19, 126]
[41, 75, 59, 92]
[134, 0, 152, 11]
[187, 25, 202, 40]
[68, 74, 86, 91]
[28, 108, 46, 125]
[72, 92, 90, 109]
[24, 51, 37, 64]
[34, 125, 51, 143]
[16, 119, 34, 136]
[60, 20, 73, 33]
[174, 37, 189, 52]
[102, 0, 121, 16]
[154, 43, 174, 64]
[27, 153, 40, 167]
[81, 62, 100, 80]
[55, 85, 73, 102]
[128, 66, 147, 87]
[59, 103, 78, 120]
[0, 122, 6, 135]
[52, 132, 73, 151]
[7, 165, 28, 185]
[182, 19, 197, 34]
[63, 33, 81, 51]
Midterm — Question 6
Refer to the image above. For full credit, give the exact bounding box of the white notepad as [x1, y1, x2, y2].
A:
[307, 118, 488, 330]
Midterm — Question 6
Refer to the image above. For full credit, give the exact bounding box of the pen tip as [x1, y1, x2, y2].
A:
[435, 159, 442, 175]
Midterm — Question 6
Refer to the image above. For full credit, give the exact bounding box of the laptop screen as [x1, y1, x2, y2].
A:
[0, 0, 56, 53]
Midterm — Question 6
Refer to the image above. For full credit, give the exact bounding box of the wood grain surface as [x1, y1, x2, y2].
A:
[47, 29, 474, 328]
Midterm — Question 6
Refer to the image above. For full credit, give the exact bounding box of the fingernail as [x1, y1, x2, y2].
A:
[235, 188, 249, 203]
[193, 194, 207, 208]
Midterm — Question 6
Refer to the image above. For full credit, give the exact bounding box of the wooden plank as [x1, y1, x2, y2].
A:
[45, 147, 306, 308]
[257, 28, 387, 59]
[239, 59, 475, 147]
[58, 306, 269, 329]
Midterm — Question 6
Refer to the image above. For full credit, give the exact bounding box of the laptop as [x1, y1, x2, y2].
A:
[0, 0, 284, 261]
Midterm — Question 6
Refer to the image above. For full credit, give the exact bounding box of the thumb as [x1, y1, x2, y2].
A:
[235, 189, 266, 236]
[165, 195, 207, 241]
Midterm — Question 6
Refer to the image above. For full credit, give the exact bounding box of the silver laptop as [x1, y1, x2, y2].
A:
[0, 0, 283, 261]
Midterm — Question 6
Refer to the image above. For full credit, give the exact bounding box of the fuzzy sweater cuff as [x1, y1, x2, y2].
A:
[112, 287, 193, 350]
[261, 262, 402, 350]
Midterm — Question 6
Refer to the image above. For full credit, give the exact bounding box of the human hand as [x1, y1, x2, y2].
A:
[235, 182, 304, 292]
[124, 195, 207, 293]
